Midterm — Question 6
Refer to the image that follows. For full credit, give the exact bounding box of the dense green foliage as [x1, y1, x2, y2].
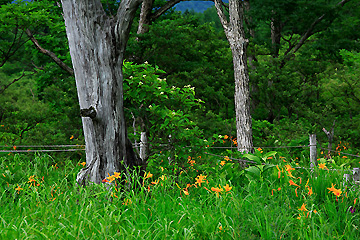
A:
[1, 0, 360, 159]
[0, 0, 359, 159]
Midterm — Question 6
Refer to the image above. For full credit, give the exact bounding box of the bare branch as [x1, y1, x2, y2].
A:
[25, 29, 74, 75]
[151, 0, 215, 21]
[0, 27, 29, 67]
[151, 0, 182, 21]
[281, 0, 353, 67]
[0, 70, 36, 95]
[214, 0, 229, 30]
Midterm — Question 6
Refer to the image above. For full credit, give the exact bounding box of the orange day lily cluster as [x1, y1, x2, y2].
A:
[223, 135, 237, 146]
[273, 162, 354, 220]
[12, 175, 65, 203]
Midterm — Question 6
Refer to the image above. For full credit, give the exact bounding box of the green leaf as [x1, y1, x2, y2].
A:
[242, 154, 261, 164]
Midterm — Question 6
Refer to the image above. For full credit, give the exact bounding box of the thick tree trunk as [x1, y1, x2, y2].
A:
[214, 0, 254, 153]
[61, 0, 143, 185]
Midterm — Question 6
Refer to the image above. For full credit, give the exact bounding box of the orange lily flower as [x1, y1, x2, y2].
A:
[144, 172, 153, 179]
[195, 174, 207, 186]
[223, 184, 232, 192]
[327, 183, 342, 197]
[298, 203, 308, 212]
[276, 165, 282, 178]
[307, 186, 313, 196]
[113, 172, 121, 179]
[318, 163, 328, 170]
[289, 180, 300, 187]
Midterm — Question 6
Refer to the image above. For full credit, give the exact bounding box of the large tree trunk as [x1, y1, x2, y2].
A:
[214, 0, 254, 153]
[61, 0, 143, 185]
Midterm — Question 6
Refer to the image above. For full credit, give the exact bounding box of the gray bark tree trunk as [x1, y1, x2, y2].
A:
[214, 0, 254, 153]
[61, 0, 143, 185]
[137, 0, 154, 35]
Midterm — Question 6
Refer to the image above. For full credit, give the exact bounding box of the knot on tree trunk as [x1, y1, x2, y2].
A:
[80, 106, 97, 119]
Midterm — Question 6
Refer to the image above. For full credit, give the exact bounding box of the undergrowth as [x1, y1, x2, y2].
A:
[1, 152, 360, 239]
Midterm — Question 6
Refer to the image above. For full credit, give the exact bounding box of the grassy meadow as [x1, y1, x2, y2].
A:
[1, 150, 360, 239]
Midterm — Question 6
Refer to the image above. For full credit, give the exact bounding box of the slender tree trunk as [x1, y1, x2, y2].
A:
[214, 0, 254, 153]
[270, 12, 282, 58]
[137, 0, 154, 35]
[61, 0, 143, 185]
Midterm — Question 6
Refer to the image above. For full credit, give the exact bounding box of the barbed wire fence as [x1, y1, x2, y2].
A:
[1, 140, 359, 157]
[2, 134, 359, 185]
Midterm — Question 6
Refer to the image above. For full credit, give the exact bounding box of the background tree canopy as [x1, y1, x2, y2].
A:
[1, 0, 360, 161]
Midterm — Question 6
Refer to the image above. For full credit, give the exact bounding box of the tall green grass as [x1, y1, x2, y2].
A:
[1, 153, 359, 239]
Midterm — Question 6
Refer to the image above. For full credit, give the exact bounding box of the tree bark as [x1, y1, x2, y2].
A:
[61, 0, 143, 185]
[214, 0, 253, 153]
[137, 0, 154, 35]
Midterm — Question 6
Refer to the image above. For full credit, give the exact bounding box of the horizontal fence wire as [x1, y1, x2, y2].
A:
[204, 152, 258, 164]
[204, 153, 356, 172]
[0, 149, 84, 153]
[0, 143, 359, 158]
[0, 145, 85, 148]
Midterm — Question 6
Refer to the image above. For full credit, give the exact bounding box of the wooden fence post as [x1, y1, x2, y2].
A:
[309, 134, 317, 167]
[140, 132, 148, 161]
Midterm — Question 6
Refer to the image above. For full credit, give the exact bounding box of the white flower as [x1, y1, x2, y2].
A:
[143, 75, 146, 78]
[144, 61, 149, 64]
[160, 92, 164, 94]
[139, 82, 143, 85]
[149, 105, 152, 108]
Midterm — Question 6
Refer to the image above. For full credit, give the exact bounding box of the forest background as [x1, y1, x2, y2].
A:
[1, 0, 360, 164]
